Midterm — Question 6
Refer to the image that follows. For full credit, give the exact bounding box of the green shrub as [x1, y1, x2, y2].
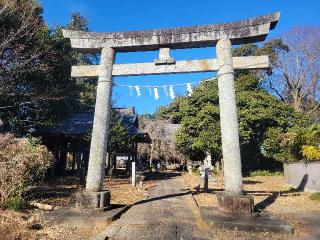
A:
[7, 196, 27, 211]
[211, 165, 223, 176]
[301, 145, 320, 162]
[309, 192, 320, 201]
[0, 133, 53, 210]
[279, 125, 320, 163]
[249, 170, 283, 177]
[192, 167, 200, 175]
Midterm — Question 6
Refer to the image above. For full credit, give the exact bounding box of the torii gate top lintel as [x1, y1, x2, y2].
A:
[63, 12, 280, 53]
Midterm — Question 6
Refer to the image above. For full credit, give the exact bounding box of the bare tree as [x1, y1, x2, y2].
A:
[138, 118, 183, 167]
[266, 27, 320, 112]
[0, 0, 44, 84]
[0, 1, 77, 133]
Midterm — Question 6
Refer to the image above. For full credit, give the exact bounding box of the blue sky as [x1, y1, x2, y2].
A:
[40, 0, 320, 114]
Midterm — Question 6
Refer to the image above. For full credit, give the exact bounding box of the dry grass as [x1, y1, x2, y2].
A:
[0, 174, 156, 240]
[182, 172, 320, 239]
[182, 172, 320, 212]
[0, 133, 53, 207]
[104, 177, 157, 205]
[0, 209, 98, 240]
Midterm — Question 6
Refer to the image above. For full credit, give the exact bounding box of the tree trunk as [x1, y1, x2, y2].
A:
[293, 97, 302, 112]
[107, 152, 110, 175]
[108, 153, 115, 178]
[0, 118, 4, 133]
[113, 154, 116, 170]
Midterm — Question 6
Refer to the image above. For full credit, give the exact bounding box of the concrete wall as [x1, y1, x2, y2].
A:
[284, 162, 320, 192]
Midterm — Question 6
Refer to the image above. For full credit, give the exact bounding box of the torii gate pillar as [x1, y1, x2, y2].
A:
[75, 48, 115, 210]
[86, 47, 115, 192]
[215, 38, 255, 215]
[217, 38, 243, 195]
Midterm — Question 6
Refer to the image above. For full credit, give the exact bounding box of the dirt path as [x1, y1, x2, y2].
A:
[104, 172, 208, 240]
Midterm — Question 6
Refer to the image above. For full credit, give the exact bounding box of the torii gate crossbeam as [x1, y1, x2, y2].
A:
[63, 12, 279, 52]
[71, 56, 269, 77]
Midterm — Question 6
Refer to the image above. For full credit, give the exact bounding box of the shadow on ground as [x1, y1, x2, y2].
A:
[26, 176, 79, 205]
[243, 180, 262, 184]
[135, 191, 192, 206]
[144, 171, 181, 181]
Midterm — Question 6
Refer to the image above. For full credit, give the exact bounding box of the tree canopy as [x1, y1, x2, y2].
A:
[0, 0, 79, 135]
[157, 41, 311, 171]
[0, 1, 130, 155]
[1, 1, 318, 169]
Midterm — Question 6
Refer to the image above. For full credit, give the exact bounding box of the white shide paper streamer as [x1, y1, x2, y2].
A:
[154, 87, 159, 100]
[169, 85, 175, 100]
[135, 86, 141, 97]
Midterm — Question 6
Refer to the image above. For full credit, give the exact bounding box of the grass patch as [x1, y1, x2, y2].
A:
[192, 167, 200, 175]
[249, 170, 283, 177]
[282, 184, 296, 192]
[309, 192, 320, 201]
[7, 196, 27, 211]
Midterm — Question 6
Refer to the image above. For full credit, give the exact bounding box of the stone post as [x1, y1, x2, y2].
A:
[76, 47, 114, 210]
[216, 38, 243, 196]
[204, 167, 209, 193]
[132, 161, 136, 188]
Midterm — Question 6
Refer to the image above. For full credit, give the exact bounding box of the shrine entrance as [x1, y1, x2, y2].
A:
[63, 12, 280, 213]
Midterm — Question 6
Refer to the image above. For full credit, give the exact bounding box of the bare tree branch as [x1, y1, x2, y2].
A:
[267, 27, 320, 112]
[0, 0, 44, 84]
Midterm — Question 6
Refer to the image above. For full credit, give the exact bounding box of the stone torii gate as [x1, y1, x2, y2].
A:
[63, 12, 280, 212]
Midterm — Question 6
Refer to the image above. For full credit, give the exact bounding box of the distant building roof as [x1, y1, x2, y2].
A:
[43, 108, 145, 136]
[116, 107, 135, 115]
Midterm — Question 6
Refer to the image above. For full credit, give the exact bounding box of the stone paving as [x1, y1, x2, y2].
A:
[104, 172, 209, 240]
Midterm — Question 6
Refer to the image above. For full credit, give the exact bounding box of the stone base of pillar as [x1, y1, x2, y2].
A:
[75, 190, 111, 211]
[217, 193, 254, 215]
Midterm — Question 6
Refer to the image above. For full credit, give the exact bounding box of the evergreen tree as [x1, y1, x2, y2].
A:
[157, 44, 310, 171]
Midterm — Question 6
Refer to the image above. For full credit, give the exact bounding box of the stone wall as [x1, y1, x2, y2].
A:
[284, 162, 320, 192]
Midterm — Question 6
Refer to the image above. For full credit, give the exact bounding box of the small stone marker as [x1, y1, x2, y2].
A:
[137, 173, 145, 188]
[204, 167, 209, 192]
[200, 165, 213, 192]
[187, 165, 193, 174]
[132, 161, 136, 188]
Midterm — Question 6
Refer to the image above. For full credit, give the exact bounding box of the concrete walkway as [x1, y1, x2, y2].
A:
[103, 172, 208, 240]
